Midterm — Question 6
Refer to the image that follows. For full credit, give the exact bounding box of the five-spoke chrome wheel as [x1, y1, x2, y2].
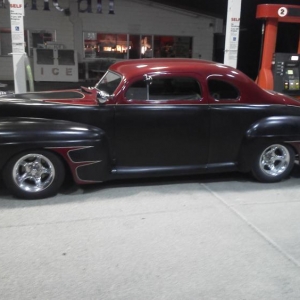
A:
[252, 143, 295, 182]
[12, 153, 55, 193]
[259, 144, 290, 176]
[3, 150, 65, 199]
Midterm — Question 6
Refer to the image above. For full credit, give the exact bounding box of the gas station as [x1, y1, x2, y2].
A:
[1, 1, 300, 299]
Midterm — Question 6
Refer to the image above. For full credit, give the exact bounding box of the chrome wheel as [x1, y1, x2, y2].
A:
[259, 144, 291, 177]
[12, 153, 55, 193]
[252, 143, 294, 182]
[3, 150, 65, 199]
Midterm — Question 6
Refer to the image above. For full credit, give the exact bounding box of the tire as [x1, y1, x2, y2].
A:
[251, 143, 295, 183]
[3, 150, 65, 199]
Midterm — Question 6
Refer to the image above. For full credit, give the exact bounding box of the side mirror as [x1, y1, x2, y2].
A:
[97, 90, 110, 104]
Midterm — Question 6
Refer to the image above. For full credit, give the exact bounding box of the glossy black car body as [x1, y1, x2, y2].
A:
[1, 58, 300, 199]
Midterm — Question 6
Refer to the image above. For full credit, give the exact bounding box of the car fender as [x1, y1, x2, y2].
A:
[0, 117, 112, 183]
[246, 116, 300, 139]
[238, 116, 300, 172]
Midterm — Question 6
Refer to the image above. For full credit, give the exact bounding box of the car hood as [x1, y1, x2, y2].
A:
[0, 87, 99, 106]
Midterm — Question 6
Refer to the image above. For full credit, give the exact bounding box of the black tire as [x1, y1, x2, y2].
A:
[251, 143, 295, 183]
[3, 150, 65, 199]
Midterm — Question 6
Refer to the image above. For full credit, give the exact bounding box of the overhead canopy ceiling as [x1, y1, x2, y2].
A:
[150, 0, 300, 19]
[150, 0, 227, 17]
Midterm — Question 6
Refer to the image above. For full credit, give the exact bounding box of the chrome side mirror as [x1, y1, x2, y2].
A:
[97, 90, 110, 104]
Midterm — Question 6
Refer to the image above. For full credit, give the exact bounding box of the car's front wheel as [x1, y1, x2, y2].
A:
[3, 150, 65, 199]
[251, 143, 295, 182]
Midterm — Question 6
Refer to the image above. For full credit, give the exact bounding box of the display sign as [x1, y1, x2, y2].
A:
[10, 0, 25, 53]
[224, 0, 242, 68]
[10, 0, 27, 93]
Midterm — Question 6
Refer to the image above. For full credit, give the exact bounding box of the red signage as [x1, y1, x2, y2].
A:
[3, 0, 116, 14]
[10, 3, 22, 8]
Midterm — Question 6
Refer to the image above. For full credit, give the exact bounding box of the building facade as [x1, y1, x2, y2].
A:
[0, 0, 223, 81]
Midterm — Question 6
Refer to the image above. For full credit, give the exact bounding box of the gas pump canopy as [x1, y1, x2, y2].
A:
[256, 4, 300, 97]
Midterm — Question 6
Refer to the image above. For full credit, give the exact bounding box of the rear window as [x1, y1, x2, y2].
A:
[208, 79, 240, 100]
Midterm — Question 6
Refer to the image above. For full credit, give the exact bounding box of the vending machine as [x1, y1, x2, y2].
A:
[33, 45, 78, 82]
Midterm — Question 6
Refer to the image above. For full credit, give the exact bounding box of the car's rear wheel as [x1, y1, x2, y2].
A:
[3, 150, 65, 199]
[251, 143, 295, 182]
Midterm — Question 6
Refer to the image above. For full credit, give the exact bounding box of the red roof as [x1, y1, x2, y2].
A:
[110, 58, 229, 76]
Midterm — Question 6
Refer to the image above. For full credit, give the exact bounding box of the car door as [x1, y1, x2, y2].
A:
[207, 77, 271, 166]
[114, 73, 210, 172]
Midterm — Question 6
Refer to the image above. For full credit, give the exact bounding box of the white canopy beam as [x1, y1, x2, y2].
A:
[10, 0, 26, 93]
[224, 0, 242, 68]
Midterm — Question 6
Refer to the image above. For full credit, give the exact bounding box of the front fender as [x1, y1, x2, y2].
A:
[0, 117, 103, 144]
[0, 117, 112, 183]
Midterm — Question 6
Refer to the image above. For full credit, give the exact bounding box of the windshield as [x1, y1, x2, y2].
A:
[95, 71, 122, 95]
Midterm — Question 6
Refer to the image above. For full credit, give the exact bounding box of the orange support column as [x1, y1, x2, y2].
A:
[256, 18, 278, 90]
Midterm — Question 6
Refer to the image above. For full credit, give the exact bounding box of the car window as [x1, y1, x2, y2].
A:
[126, 80, 148, 100]
[95, 71, 122, 95]
[126, 76, 201, 101]
[208, 79, 240, 100]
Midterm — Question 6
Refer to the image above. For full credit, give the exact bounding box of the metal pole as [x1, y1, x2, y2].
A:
[224, 0, 242, 68]
[9, 0, 27, 93]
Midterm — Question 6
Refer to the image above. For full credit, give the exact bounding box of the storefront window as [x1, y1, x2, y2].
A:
[141, 35, 153, 58]
[0, 29, 12, 56]
[98, 33, 127, 59]
[84, 32, 97, 58]
[27, 30, 56, 56]
[84, 32, 127, 59]
[128, 35, 140, 59]
[31, 31, 54, 48]
[83, 32, 192, 59]
[0, 28, 49, 56]
[84, 32, 96, 58]
[154, 36, 192, 58]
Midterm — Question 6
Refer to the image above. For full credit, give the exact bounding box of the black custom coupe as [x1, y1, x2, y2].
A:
[1, 58, 300, 199]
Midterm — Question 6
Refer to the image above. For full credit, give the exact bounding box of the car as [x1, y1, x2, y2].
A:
[1, 58, 300, 199]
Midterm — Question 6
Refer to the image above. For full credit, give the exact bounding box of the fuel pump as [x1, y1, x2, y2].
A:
[256, 4, 300, 97]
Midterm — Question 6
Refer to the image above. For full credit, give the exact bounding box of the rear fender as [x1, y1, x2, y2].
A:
[238, 116, 300, 171]
[246, 116, 300, 138]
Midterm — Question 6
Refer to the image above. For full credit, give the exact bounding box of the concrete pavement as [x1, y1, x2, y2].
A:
[0, 169, 300, 299]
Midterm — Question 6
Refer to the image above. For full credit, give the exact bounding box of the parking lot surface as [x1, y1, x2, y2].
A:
[1, 168, 300, 300]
